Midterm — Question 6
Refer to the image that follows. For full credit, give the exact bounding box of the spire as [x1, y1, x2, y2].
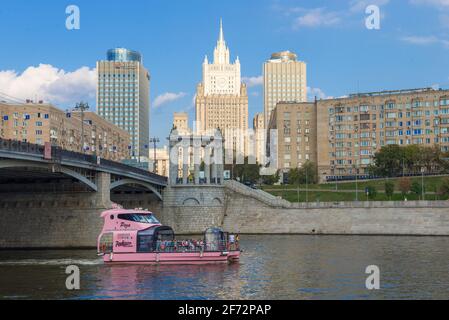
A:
[219, 18, 224, 43]
[213, 18, 230, 64]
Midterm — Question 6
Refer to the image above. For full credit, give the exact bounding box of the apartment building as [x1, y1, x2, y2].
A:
[266, 87, 449, 182]
[0, 101, 131, 161]
[268, 102, 317, 171]
[317, 88, 449, 182]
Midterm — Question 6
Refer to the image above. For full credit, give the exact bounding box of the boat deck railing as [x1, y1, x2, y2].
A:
[153, 240, 239, 253]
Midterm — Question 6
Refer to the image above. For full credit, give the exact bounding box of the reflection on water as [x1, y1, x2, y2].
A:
[1, 235, 449, 300]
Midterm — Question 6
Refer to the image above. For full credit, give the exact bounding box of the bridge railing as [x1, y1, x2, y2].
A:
[0, 138, 45, 156]
[0, 138, 168, 185]
[99, 157, 167, 184]
[52, 147, 95, 164]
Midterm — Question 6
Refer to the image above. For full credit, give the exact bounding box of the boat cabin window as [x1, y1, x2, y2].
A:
[137, 226, 175, 253]
[204, 227, 227, 251]
[117, 214, 160, 224]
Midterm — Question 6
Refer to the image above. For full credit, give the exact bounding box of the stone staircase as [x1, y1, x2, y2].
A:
[224, 180, 292, 208]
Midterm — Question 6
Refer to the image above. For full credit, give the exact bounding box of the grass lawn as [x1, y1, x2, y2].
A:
[261, 175, 449, 202]
[262, 175, 449, 191]
[267, 190, 449, 203]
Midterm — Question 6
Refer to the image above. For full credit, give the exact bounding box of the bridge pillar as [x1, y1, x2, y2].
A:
[204, 145, 211, 185]
[96, 172, 111, 207]
[193, 136, 201, 185]
[182, 144, 189, 185]
[169, 147, 179, 186]
[211, 156, 217, 184]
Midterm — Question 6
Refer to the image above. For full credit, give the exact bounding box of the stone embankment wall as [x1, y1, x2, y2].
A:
[160, 185, 225, 234]
[220, 180, 449, 236]
[160, 180, 449, 236]
[0, 192, 109, 248]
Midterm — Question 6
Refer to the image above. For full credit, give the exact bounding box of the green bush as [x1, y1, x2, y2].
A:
[385, 181, 395, 199]
[411, 181, 422, 195]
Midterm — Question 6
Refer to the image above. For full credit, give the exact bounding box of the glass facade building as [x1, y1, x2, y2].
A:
[107, 48, 142, 63]
[97, 48, 150, 163]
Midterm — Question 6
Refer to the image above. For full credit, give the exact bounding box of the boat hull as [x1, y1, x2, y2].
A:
[102, 250, 240, 265]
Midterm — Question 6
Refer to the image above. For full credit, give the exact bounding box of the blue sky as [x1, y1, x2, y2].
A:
[0, 0, 449, 146]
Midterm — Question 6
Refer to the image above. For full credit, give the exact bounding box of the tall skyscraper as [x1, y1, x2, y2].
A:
[263, 51, 307, 128]
[195, 20, 248, 156]
[97, 48, 150, 160]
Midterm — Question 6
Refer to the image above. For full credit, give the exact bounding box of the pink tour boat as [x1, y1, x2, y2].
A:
[97, 206, 241, 265]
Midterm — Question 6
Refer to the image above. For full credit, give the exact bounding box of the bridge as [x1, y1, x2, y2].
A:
[0, 138, 168, 248]
[0, 138, 167, 198]
[2, 137, 449, 248]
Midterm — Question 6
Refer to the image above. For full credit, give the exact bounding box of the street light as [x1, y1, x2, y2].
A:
[74, 102, 89, 154]
[421, 166, 425, 201]
[354, 164, 359, 201]
[149, 137, 160, 173]
[305, 164, 309, 203]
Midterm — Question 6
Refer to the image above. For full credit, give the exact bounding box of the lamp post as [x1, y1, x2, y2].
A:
[149, 137, 160, 173]
[305, 164, 309, 203]
[355, 164, 359, 201]
[421, 166, 425, 201]
[74, 102, 89, 154]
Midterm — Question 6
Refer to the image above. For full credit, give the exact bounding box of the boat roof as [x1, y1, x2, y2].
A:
[100, 208, 154, 218]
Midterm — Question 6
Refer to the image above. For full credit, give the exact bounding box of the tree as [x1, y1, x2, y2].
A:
[398, 177, 411, 198]
[372, 145, 447, 177]
[403, 144, 420, 174]
[288, 168, 300, 185]
[373, 145, 404, 177]
[411, 181, 422, 195]
[298, 161, 318, 185]
[385, 181, 395, 200]
[441, 151, 449, 173]
[230, 157, 261, 184]
[262, 170, 280, 186]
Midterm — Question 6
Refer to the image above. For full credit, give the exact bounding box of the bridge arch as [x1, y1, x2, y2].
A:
[0, 160, 98, 191]
[110, 179, 163, 201]
[182, 198, 201, 206]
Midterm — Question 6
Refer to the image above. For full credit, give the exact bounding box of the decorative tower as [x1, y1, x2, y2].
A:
[195, 20, 248, 158]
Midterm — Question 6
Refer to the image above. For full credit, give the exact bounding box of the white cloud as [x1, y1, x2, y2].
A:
[293, 8, 341, 29]
[349, 0, 390, 13]
[0, 64, 96, 106]
[307, 87, 327, 101]
[410, 0, 449, 9]
[153, 92, 187, 108]
[401, 35, 449, 47]
[277, 1, 389, 30]
[242, 76, 263, 87]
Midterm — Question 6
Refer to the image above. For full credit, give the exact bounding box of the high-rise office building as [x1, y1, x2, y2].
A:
[97, 48, 150, 160]
[263, 51, 307, 128]
[195, 20, 248, 156]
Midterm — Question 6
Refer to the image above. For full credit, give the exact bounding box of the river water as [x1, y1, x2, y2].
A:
[1, 235, 449, 300]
